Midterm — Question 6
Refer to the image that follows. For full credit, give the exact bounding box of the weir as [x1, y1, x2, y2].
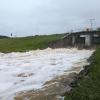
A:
[48, 31, 100, 49]
[65, 31, 100, 47]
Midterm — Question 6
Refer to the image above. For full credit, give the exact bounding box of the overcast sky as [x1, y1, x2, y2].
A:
[0, 0, 100, 36]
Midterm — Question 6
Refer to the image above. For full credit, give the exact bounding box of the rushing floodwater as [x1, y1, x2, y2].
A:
[0, 48, 94, 100]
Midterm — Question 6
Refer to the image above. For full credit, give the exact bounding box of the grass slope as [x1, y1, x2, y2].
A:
[0, 34, 64, 52]
[64, 47, 100, 100]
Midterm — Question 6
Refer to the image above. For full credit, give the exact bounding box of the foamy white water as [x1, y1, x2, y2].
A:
[0, 48, 94, 100]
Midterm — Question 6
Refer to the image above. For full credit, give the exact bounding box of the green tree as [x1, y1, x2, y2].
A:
[97, 27, 100, 31]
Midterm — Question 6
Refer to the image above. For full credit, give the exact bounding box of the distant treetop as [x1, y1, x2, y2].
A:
[0, 35, 9, 39]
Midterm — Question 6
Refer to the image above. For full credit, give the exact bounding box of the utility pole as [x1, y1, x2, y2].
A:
[10, 33, 12, 37]
[89, 19, 95, 31]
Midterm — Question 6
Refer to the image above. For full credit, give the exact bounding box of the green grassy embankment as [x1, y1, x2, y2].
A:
[64, 47, 100, 100]
[0, 34, 64, 52]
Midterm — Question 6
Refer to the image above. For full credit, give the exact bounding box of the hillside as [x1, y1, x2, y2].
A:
[0, 34, 65, 52]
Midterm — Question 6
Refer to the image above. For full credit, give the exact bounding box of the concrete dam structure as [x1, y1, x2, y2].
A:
[49, 31, 100, 48]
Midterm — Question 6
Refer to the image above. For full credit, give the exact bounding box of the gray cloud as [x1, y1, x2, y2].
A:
[0, 0, 100, 36]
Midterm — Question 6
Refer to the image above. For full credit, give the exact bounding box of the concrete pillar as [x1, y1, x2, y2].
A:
[72, 36, 75, 45]
[85, 35, 91, 46]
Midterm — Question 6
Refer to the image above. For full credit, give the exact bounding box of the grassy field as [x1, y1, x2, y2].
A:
[0, 34, 65, 52]
[64, 47, 100, 100]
